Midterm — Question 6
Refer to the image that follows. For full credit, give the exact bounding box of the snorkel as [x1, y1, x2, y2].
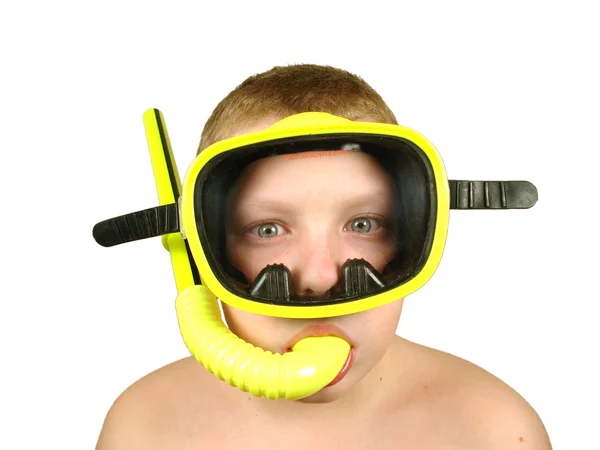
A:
[144, 109, 350, 400]
[94, 109, 537, 400]
[176, 286, 350, 400]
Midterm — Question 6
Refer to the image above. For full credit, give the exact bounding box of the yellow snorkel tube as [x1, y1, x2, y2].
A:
[142, 109, 350, 400]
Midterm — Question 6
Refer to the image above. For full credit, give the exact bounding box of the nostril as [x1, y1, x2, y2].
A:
[296, 290, 334, 303]
[330, 283, 343, 296]
[299, 287, 333, 297]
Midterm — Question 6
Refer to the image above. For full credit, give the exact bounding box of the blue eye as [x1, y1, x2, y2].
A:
[257, 223, 282, 238]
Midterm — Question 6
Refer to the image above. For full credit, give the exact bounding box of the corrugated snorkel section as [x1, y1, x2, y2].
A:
[176, 285, 351, 400]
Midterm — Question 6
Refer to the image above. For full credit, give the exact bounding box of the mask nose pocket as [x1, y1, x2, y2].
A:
[340, 258, 385, 297]
[249, 264, 293, 301]
[247, 258, 385, 304]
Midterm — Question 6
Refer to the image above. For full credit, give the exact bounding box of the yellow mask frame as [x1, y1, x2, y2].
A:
[182, 112, 450, 319]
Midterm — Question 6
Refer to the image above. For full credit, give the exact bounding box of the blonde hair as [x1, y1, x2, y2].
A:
[198, 64, 398, 153]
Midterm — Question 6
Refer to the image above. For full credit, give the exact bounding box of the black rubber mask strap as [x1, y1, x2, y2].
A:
[93, 203, 179, 247]
[450, 180, 538, 210]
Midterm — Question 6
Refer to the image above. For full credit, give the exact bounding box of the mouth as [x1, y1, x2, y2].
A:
[325, 346, 356, 387]
[283, 323, 354, 353]
[283, 323, 356, 388]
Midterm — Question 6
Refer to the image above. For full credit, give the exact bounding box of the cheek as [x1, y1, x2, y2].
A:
[344, 237, 398, 274]
[221, 304, 286, 353]
[226, 237, 291, 283]
[355, 300, 403, 346]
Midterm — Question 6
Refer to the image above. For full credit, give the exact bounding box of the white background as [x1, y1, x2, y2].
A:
[1, 1, 598, 448]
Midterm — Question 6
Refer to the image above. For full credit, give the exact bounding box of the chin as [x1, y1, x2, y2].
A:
[295, 377, 355, 404]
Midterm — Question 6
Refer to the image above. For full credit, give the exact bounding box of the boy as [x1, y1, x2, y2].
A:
[95, 64, 552, 449]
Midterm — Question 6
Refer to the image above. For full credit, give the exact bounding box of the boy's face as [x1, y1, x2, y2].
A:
[222, 120, 404, 403]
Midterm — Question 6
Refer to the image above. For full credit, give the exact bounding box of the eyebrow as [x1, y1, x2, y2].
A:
[234, 190, 393, 213]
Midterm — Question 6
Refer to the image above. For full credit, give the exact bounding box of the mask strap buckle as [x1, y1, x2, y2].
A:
[449, 180, 538, 210]
[93, 203, 179, 247]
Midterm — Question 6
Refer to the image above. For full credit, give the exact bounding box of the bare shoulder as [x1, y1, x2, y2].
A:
[396, 338, 553, 449]
[95, 356, 220, 450]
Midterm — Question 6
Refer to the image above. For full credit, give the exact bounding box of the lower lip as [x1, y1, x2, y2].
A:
[325, 347, 356, 388]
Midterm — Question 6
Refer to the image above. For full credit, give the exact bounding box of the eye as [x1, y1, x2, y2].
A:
[348, 217, 381, 233]
[256, 223, 284, 238]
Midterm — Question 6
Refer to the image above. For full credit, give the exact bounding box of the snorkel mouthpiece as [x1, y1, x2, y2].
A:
[177, 284, 351, 400]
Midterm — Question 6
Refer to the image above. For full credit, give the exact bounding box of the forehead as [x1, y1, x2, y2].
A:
[233, 151, 392, 201]
[227, 120, 394, 204]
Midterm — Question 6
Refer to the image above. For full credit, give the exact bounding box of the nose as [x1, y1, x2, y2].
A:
[292, 231, 342, 297]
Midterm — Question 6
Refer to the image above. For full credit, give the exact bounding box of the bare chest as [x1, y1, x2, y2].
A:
[174, 412, 461, 450]
[183, 433, 386, 449]
[198, 427, 395, 450]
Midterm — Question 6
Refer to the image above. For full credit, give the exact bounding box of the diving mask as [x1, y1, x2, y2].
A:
[93, 109, 537, 400]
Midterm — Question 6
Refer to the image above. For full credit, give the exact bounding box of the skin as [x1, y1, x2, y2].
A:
[95, 117, 553, 449]
[221, 119, 404, 410]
